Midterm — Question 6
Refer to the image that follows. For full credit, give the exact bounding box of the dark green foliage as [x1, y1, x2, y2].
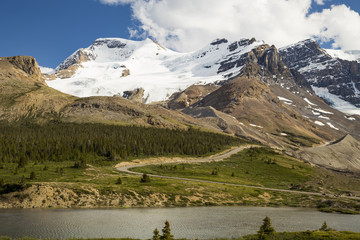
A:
[19, 175, 26, 185]
[160, 220, 174, 240]
[73, 158, 87, 169]
[59, 168, 64, 176]
[29, 171, 36, 180]
[0, 122, 245, 167]
[0, 183, 27, 194]
[244, 230, 360, 240]
[258, 216, 275, 239]
[152, 228, 160, 240]
[319, 221, 331, 231]
[0, 178, 4, 187]
[140, 174, 150, 183]
[116, 177, 122, 185]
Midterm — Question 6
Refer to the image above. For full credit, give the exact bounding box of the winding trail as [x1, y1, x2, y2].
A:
[116, 145, 360, 201]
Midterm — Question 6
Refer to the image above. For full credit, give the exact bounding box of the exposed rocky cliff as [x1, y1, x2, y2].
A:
[7, 56, 43, 80]
[279, 39, 360, 108]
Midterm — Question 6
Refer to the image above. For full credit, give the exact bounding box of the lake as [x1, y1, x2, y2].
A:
[0, 206, 359, 239]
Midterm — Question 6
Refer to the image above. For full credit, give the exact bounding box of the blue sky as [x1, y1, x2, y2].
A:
[1, 0, 360, 68]
[0, 0, 133, 68]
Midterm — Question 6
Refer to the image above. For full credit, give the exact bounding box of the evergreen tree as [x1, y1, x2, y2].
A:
[160, 220, 174, 240]
[19, 175, 26, 186]
[116, 177, 122, 185]
[152, 228, 160, 240]
[320, 221, 329, 231]
[59, 168, 64, 176]
[258, 216, 275, 239]
[29, 171, 36, 180]
[140, 173, 151, 183]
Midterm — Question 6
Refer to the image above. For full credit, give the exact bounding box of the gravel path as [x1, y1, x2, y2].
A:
[116, 145, 360, 201]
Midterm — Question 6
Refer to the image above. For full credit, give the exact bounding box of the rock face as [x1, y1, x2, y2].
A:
[8, 56, 42, 80]
[279, 39, 360, 108]
[167, 84, 219, 109]
[122, 88, 145, 103]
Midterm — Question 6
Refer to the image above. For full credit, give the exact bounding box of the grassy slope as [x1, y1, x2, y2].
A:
[134, 147, 360, 212]
[1, 146, 359, 211]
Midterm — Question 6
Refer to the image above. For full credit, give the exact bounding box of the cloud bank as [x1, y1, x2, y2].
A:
[99, 0, 360, 52]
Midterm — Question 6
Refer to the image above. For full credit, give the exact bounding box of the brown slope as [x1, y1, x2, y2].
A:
[182, 106, 290, 149]
[297, 134, 360, 172]
[191, 76, 325, 147]
[0, 56, 75, 120]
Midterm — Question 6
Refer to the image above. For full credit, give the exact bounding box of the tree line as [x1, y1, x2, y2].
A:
[0, 122, 246, 166]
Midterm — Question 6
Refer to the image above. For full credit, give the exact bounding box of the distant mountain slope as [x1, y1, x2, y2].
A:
[297, 134, 360, 172]
[279, 39, 360, 115]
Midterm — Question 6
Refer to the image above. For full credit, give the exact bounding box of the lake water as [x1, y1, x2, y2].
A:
[0, 206, 359, 239]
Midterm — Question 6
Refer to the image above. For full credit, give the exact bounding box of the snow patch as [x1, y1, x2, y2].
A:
[345, 116, 356, 121]
[312, 86, 360, 115]
[314, 121, 325, 126]
[249, 123, 263, 129]
[278, 96, 292, 102]
[312, 110, 320, 116]
[312, 107, 333, 115]
[326, 122, 339, 130]
[304, 98, 316, 106]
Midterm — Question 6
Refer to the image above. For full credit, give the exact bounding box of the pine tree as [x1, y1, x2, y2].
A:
[152, 228, 160, 240]
[258, 216, 275, 239]
[160, 220, 174, 240]
[320, 221, 329, 231]
[116, 177, 122, 185]
[140, 173, 151, 183]
[30, 171, 36, 180]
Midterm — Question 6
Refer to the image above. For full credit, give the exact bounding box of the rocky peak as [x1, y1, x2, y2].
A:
[122, 88, 146, 103]
[210, 38, 229, 46]
[218, 42, 294, 88]
[90, 38, 127, 49]
[279, 39, 332, 70]
[259, 45, 285, 73]
[8, 56, 42, 80]
[279, 39, 360, 109]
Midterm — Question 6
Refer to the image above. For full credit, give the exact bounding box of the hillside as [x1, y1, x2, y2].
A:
[297, 134, 360, 172]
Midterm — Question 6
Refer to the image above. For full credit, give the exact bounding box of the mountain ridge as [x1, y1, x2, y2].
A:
[46, 37, 360, 116]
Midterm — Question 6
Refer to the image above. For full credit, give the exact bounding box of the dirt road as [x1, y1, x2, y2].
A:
[116, 145, 360, 201]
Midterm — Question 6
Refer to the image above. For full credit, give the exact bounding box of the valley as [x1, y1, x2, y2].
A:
[1, 35, 360, 238]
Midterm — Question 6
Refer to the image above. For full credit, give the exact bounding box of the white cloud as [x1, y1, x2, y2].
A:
[39, 66, 55, 74]
[99, 0, 360, 51]
[314, 0, 326, 5]
[309, 4, 360, 50]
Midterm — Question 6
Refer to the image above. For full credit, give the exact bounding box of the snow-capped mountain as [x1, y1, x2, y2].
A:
[47, 38, 265, 103]
[47, 37, 360, 115]
[279, 39, 360, 115]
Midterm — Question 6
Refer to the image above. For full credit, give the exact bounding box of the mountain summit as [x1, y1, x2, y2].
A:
[47, 37, 268, 103]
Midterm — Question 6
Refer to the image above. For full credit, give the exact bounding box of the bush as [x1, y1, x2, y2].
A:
[140, 173, 151, 183]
